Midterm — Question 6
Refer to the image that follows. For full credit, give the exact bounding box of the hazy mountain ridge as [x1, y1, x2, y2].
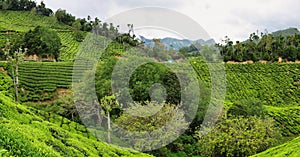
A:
[140, 36, 215, 50]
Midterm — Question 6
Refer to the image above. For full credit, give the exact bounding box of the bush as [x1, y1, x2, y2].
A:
[227, 98, 267, 118]
[196, 116, 280, 157]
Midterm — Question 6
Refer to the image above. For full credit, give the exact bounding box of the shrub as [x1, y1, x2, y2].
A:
[196, 116, 280, 157]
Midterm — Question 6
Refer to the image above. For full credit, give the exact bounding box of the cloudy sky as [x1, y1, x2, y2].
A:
[37, 0, 300, 42]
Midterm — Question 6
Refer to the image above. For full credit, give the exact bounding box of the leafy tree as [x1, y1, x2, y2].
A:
[0, 0, 36, 11]
[4, 44, 26, 103]
[227, 98, 267, 118]
[55, 9, 75, 26]
[196, 116, 280, 157]
[284, 45, 297, 61]
[36, 1, 53, 16]
[114, 102, 188, 150]
[95, 56, 118, 99]
[52, 90, 79, 122]
[217, 30, 300, 62]
[100, 95, 120, 144]
[23, 26, 61, 60]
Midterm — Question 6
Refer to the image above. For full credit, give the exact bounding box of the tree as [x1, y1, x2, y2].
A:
[36, 1, 53, 16]
[0, 0, 37, 11]
[55, 9, 75, 26]
[100, 95, 120, 144]
[114, 102, 188, 151]
[197, 116, 280, 157]
[51, 89, 79, 122]
[23, 26, 61, 60]
[4, 44, 26, 103]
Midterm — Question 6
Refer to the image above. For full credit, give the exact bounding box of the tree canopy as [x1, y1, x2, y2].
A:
[23, 26, 61, 60]
[217, 30, 300, 62]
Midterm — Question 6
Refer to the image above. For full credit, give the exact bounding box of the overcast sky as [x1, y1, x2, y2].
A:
[37, 0, 300, 42]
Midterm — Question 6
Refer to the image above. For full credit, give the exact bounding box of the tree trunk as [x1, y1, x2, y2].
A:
[107, 111, 111, 144]
[96, 105, 102, 126]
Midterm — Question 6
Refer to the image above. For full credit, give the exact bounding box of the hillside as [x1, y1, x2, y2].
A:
[253, 136, 300, 157]
[0, 11, 82, 61]
[191, 59, 300, 136]
[189, 59, 300, 106]
[0, 71, 151, 156]
[272, 27, 300, 37]
[1, 8, 300, 156]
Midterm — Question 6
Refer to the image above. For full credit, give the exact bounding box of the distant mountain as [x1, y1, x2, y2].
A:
[139, 36, 215, 50]
[272, 27, 300, 37]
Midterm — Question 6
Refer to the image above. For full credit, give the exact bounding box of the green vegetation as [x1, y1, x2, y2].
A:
[3, 55, 298, 156]
[253, 136, 300, 157]
[17, 62, 74, 102]
[216, 29, 300, 62]
[225, 63, 300, 106]
[0, 11, 70, 32]
[197, 116, 280, 157]
[1, 3, 300, 156]
[57, 31, 86, 61]
[0, 62, 13, 98]
[23, 26, 61, 60]
[0, 92, 152, 156]
[266, 106, 300, 136]
[272, 27, 300, 37]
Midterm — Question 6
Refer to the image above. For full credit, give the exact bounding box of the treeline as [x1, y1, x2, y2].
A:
[0, 0, 36, 11]
[216, 29, 300, 62]
[0, 0, 52, 16]
[0, 0, 122, 37]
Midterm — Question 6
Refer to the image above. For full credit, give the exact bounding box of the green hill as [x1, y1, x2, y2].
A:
[17, 62, 74, 102]
[253, 136, 300, 157]
[0, 11, 70, 32]
[1, 9, 300, 156]
[191, 59, 300, 136]
[225, 63, 300, 106]
[0, 71, 151, 157]
[190, 59, 300, 107]
[0, 11, 83, 61]
[272, 27, 300, 37]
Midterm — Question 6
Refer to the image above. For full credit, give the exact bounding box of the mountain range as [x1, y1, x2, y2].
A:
[139, 36, 215, 50]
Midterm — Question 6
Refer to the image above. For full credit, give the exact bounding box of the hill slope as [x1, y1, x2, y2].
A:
[253, 136, 300, 157]
[0, 74, 151, 156]
[0, 11, 83, 61]
[272, 27, 300, 37]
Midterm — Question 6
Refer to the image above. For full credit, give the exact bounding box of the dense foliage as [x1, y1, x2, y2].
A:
[225, 63, 300, 106]
[0, 63, 13, 98]
[0, 92, 152, 156]
[253, 136, 300, 157]
[1, 6, 300, 156]
[55, 9, 75, 26]
[0, 0, 53, 16]
[17, 62, 74, 102]
[217, 29, 300, 62]
[0, 0, 36, 11]
[23, 26, 61, 60]
[197, 116, 280, 157]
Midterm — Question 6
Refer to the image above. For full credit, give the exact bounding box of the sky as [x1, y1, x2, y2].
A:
[36, 0, 300, 42]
